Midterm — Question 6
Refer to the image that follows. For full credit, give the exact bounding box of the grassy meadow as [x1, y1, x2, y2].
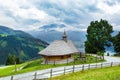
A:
[0, 54, 104, 77]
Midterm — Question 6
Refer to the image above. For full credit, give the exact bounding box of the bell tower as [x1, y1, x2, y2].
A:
[62, 30, 67, 42]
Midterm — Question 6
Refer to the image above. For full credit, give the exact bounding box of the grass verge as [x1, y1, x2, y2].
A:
[51, 66, 120, 80]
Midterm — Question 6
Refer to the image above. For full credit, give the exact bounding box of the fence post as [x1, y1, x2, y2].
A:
[11, 76, 13, 80]
[88, 64, 90, 70]
[101, 63, 103, 68]
[111, 62, 113, 67]
[91, 58, 93, 63]
[54, 60, 55, 66]
[82, 64, 84, 71]
[74, 59, 75, 65]
[34, 72, 37, 80]
[50, 69, 52, 78]
[64, 67, 65, 75]
[67, 58, 68, 65]
[45, 59, 48, 64]
[96, 63, 97, 68]
[96, 55, 98, 62]
[14, 61, 17, 72]
[73, 65, 75, 73]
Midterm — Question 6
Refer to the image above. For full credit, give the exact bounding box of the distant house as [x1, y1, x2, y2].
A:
[39, 31, 79, 64]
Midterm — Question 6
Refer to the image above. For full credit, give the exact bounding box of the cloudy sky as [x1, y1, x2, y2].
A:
[0, 0, 120, 32]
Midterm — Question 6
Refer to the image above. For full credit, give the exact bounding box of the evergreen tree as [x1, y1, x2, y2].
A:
[6, 54, 20, 65]
[6, 53, 13, 65]
[85, 19, 113, 54]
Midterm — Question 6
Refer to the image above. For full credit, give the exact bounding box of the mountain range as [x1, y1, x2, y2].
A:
[0, 26, 48, 65]
[28, 24, 119, 54]
[28, 29, 87, 52]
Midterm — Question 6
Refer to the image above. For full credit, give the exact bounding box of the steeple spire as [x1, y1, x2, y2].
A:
[62, 30, 67, 42]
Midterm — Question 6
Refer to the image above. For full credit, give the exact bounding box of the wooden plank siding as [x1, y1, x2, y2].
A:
[44, 55, 72, 61]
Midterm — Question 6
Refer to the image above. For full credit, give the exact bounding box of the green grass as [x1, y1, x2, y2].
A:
[0, 55, 104, 77]
[51, 66, 120, 80]
[0, 62, 26, 77]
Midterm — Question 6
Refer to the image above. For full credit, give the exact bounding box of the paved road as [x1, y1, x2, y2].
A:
[0, 56, 120, 80]
[0, 66, 11, 69]
[104, 56, 120, 62]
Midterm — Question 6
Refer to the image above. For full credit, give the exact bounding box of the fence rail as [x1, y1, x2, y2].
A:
[8, 62, 120, 80]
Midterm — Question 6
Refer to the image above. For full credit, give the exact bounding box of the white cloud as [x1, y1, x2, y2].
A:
[0, 0, 120, 31]
[97, 0, 120, 15]
[0, 0, 58, 31]
[0, 11, 18, 29]
[111, 23, 120, 31]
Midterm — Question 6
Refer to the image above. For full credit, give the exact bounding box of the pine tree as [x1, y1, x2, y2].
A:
[6, 54, 20, 65]
[6, 53, 13, 65]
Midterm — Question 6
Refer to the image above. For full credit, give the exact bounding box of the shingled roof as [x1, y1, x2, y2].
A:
[39, 40, 79, 56]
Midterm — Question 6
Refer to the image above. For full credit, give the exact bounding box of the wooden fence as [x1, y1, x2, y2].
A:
[9, 62, 120, 80]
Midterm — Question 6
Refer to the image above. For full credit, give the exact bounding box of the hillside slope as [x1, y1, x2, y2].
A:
[0, 26, 48, 65]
